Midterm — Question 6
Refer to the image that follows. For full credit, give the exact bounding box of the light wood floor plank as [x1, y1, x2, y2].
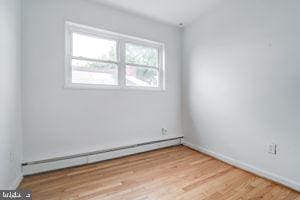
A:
[20, 146, 299, 200]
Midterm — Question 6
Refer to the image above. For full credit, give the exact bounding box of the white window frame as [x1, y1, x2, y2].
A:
[65, 21, 165, 91]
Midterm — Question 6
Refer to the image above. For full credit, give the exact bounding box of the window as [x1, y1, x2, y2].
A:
[71, 33, 119, 86]
[65, 22, 165, 90]
[125, 43, 160, 87]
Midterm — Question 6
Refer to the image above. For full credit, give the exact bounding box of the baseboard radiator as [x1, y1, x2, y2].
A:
[22, 137, 183, 175]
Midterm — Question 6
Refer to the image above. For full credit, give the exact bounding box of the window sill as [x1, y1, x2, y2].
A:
[63, 83, 166, 92]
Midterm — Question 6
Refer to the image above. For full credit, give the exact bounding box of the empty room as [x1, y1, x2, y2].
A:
[1, 0, 300, 199]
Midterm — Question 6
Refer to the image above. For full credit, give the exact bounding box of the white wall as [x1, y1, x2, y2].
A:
[0, 0, 22, 189]
[182, 0, 300, 190]
[22, 0, 182, 162]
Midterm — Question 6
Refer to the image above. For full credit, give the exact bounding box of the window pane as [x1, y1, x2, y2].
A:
[72, 33, 117, 61]
[126, 65, 159, 87]
[71, 59, 118, 85]
[125, 43, 158, 67]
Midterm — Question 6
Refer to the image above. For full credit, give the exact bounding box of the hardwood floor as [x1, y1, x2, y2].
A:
[20, 146, 299, 200]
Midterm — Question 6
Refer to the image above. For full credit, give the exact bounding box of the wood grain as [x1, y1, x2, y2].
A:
[20, 146, 299, 200]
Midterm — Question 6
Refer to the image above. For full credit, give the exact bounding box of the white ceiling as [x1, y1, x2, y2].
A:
[91, 0, 223, 27]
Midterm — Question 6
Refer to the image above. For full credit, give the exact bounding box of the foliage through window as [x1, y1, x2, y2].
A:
[125, 43, 159, 87]
[66, 22, 164, 90]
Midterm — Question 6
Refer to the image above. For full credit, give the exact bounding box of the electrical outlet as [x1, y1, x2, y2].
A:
[161, 128, 168, 135]
[268, 143, 277, 155]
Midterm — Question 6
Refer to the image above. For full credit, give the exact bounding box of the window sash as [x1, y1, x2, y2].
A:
[125, 42, 159, 68]
[125, 62, 160, 70]
[125, 65, 160, 88]
[71, 56, 120, 65]
[71, 32, 120, 63]
[70, 58, 120, 85]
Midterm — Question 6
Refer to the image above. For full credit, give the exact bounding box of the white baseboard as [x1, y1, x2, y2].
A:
[183, 141, 300, 192]
[9, 173, 23, 190]
[23, 137, 182, 175]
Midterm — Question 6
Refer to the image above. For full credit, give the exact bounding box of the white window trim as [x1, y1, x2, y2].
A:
[65, 21, 165, 91]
